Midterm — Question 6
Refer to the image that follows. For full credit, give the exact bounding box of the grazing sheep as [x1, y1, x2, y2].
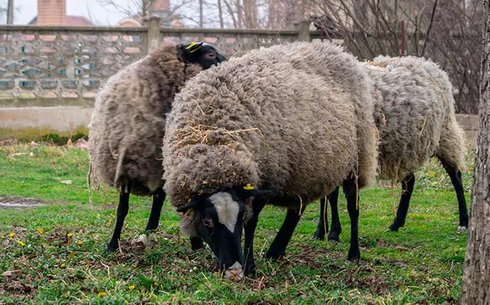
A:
[314, 56, 468, 242]
[162, 41, 378, 279]
[89, 42, 226, 252]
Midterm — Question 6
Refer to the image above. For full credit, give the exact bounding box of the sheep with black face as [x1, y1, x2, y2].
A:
[162, 41, 378, 279]
[89, 42, 226, 252]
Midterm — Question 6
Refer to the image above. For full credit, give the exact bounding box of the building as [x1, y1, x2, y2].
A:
[29, 0, 93, 26]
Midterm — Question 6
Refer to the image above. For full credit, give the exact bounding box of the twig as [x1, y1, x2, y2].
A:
[420, 0, 439, 57]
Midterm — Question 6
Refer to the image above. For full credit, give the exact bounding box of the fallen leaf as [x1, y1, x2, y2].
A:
[9, 153, 27, 157]
[2, 270, 22, 277]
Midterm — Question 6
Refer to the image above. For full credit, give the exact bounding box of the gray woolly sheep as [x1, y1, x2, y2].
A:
[162, 41, 378, 279]
[88, 42, 226, 252]
[314, 56, 468, 242]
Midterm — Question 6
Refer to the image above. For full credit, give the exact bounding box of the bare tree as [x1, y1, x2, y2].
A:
[199, 0, 204, 27]
[6, 0, 13, 24]
[217, 0, 224, 28]
[265, 0, 307, 29]
[461, 0, 490, 303]
[97, 0, 157, 18]
[96, 0, 190, 26]
[310, 0, 483, 114]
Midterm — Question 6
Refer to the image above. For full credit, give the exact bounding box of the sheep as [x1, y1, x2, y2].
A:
[313, 56, 469, 242]
[88, 41, 226, 252]
[162, 41, 379, 279]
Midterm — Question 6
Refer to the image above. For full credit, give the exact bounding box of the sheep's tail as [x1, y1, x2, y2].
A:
[87, 162, 94, 204]
[113, 145, 127, 190]
[436, 115, 467, 172]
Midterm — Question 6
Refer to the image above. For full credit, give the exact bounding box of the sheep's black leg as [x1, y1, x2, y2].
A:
[243, 201, 265, 276]
[440, 160, 469, 229]
[314, 187, 340, 241]
[344, 177, 360, 261]
[144, 189, 165, 231]
[327, 187, 341, 242]
[389, 173, 415, 231]
[313, 196, 328, 240]
[106, 183, 131, 252]
[190, 237, 204, 250]
[265, 206, 306, 260]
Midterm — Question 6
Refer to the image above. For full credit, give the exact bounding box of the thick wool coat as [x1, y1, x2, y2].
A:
[365, 56, 466, 180]
[89, 43, 202, 195]
[163, 41, 379, 210]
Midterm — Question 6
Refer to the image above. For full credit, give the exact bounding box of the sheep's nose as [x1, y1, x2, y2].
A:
[224, 261, 244, 281]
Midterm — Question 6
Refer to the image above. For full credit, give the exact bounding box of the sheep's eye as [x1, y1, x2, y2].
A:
[204, 51, 216, 59]
[202, 217, 214, 228]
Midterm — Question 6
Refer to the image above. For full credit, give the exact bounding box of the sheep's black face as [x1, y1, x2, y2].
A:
[178, 191, 246, 281]
[179, 42, 227, 70]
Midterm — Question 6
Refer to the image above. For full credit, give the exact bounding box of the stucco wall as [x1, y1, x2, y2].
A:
[0, 106, 93, 132]
[0, 106, 480, 147]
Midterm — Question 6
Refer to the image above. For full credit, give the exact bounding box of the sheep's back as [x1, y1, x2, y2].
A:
[367, 56, 465, 179]
[164, 42, 377, 207]
[89, 44, 197, 195]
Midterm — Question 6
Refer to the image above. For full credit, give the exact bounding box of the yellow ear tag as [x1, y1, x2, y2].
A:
[186, 41, 197, 49]
[243, 183, 255, 191]
[186, 41, 203, 53]
[185, 208, 194, 216]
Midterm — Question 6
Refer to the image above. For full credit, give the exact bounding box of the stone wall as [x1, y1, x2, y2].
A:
[0, 23, 480, 147]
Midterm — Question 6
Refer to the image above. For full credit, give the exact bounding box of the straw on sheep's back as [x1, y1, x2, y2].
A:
[163, 41, 378, 208]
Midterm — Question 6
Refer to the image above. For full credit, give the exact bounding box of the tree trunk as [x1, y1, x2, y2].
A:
[218, 0, 224, 28]
[199, 0, 204, 28]
[460, 0, 490, 304]
[7, 0, 14, 24]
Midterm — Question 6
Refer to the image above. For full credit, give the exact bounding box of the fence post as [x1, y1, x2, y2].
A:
[146, 16, 161, 54]
[295, 20, 312, 41]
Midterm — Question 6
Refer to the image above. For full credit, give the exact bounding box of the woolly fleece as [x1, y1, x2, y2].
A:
[89, 43, 202, 195]
[364, 56, 466, 180]
[163, 41, 378, 209]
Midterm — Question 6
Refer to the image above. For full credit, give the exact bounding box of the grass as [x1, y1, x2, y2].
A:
[0, 128, 88, 145]
[0, 144, 473, 304]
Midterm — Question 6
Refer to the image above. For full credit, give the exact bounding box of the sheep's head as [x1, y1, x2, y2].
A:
[176, 187, 271, 281]
[178, 42, 227, 70]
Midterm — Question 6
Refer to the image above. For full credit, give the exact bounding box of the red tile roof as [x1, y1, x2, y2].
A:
[64, 15, 93, 26]
[28, 15, 93, 26]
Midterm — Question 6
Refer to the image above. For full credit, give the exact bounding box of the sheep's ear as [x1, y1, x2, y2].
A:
[176, 201, 197, 214]
[217, 53, 227, 63]
[183, 41, 204, 54]
[235, 184, 273, 200]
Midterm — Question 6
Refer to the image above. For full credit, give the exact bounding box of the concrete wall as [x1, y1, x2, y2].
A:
[0, 106, 480, 147]
[0, 106, 93, 132]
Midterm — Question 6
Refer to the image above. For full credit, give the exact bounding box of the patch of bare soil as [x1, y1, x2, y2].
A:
[0, 196, 46, 208]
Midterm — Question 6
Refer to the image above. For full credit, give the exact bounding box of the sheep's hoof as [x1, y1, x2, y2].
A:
[457, 226, 468, 234]
[263, 250, 285, 260]
[388, 223, 402, 232]
[190, 237, 204, 250]
[106, 241, 119, 253]
[244, 261, 256, 276]
[312, 231, 325, 241]
[327, 231, 340, 242]
[347, 250, 360, 263]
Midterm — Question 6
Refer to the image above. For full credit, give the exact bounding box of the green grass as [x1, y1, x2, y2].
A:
[0, 145, 473, 304]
